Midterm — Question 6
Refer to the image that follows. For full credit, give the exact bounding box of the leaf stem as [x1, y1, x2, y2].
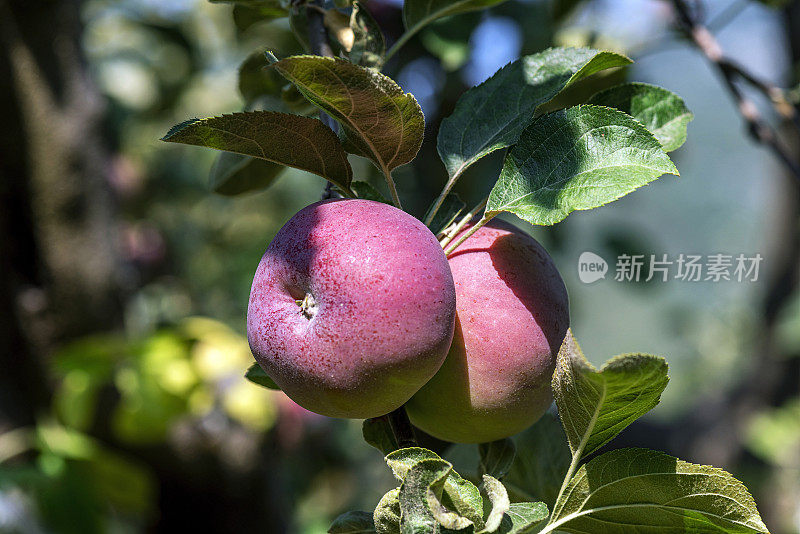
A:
[439, 196, 488, 249]
[424, 171, 462, 226]
[386, 406, 416, 449]
[443, 211, 495, 256]
[382, 166, 403, 209]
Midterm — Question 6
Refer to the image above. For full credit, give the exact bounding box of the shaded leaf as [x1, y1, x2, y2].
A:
[244, 363, 280, 390]
[425, 193, 465, 236]
[403, 0, 508, 41]
[588, 82, 693, 152]
[210, 151, 284, 196]
[505, 414, 571, 508]
[438, 47, 632, 180]
[350, 2, 385, 68]
[329, 511, 376, 533]
[486, 105, 678, 226]
[238, 52, 284, 102]
[496, 502, 549, 534]
[232, 3, 288, 31]
[480, 475, 510, 533]
[553, 330, 669, 459]
[386, 448, 484, 528]
[478, 439, 516, 480]
[548, 448, 769, 534]
[272, 56, 424, 173]
[162, 111, 353, 191]
[351, 181, 391, 204]
[363, 417, 399, 455]
[374, 488, 401, 534]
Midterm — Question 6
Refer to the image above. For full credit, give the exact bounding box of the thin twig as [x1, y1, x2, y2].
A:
[671, 0, 800, 181]
[443, 212, 496, 256]
[306, 0, 344, 199]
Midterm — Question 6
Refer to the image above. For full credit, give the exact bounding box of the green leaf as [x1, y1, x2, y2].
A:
[363, 417, 399, 455]
[238, 52, 284, 102]
[588, 82, 693, 152]
[496, 502, 549, 534]
[329, 511, 377, 533]
[478, 439, 516, 480]
[486, 105, 678, 226]
[162, 111, 353, 192]
[374, 488, 401, 534]
[398, 458, 455, 534]
[425, 193, 465, 236]
[547, 448, 769, 534]
[480, 475, 510, 533]
[403, 0, 508, 42]
[420, 14, 480, 72]
[244, 363, 280, 390]
[349, 2, 385, 68]
[553, 330, 669, 459]
[438, 47, 632, 180]
[272, 56, 424, 174]
[504, 414, 571, 508]
[386, 448, 485, 529]
[232, 3, 288, 31]
[210, 151, 284, 196]
[351, 181, 391, 204]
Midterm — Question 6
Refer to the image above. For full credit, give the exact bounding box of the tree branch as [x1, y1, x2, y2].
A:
[671, 0, 800, 181]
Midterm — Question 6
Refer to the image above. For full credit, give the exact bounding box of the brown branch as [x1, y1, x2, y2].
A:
[387, 406, 417, 449]
[671, 0, 800, 181]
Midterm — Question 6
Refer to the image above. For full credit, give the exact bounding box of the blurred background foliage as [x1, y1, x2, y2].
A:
[1, 0, 800, 532]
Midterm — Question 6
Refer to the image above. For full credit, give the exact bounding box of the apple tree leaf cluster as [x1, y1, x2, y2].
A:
[160, 0, 770, 532]
[327, 333, 768, 534]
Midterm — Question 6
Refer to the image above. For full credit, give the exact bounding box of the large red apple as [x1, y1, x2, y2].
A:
[247, 199, 457, 419]
[406, 219, 569, 443]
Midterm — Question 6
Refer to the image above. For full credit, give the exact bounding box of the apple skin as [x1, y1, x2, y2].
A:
[247, 199, 457, 419]
[405, 219, 569, 443]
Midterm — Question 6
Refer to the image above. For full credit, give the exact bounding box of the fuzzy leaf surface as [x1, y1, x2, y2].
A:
[438, 47, 632, 179]
[588, 82, 693, 152]
[548, 448, 770, 534]
[486, 105, 678, 225]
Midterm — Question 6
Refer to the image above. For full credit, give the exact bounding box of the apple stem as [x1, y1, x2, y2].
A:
[387, 406, 417, 449]
[438, 196, 489, 249]
[382, 166, 403, 210]
[443, 213, 496, 256]
[424, 172, 460, 226]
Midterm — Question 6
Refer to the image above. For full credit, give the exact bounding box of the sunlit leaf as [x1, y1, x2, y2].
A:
[553, 330, 669, 459]
[496, 502, 549, 534]
[480, 475, 510, 533]
[588, 82, 693, 152]
[374, 488, 401, 534]
[548, 448, 769, 534]
[386, 447, 484, 528]
[272, 56, 424, 174]
[486, 105, 678, 226]
[438, 47, 632, 180]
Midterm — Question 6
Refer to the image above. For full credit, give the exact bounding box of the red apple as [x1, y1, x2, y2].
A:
[406, 219, 569, 442]
[247, 199, 457, 419]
